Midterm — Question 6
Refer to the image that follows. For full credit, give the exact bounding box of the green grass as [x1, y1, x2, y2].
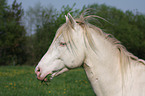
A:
[0, 66, 95, 96]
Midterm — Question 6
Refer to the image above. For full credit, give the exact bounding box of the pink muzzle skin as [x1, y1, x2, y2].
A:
[36, 71, 43, 80]
[35, 67, 43, 81]
[35, 71, 49, 82]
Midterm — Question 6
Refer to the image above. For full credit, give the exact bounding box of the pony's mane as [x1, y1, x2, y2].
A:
[55, 13, 145, 65]
[52, 12, 145, 94]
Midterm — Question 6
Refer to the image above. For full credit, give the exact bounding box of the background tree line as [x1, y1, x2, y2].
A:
[0, 0, 26, 65]
[0, 0, 145, 66]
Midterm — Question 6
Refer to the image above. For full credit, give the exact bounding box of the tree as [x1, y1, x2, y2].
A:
[0, 0, 26, 65]
[87, 4, 145, 59]
[24, 3, 57, 64]
[25, 3, 81, 65]
[24, 3, 145, 65]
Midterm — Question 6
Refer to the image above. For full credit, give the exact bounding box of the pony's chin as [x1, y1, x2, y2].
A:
[38, 68, 67, 82]
[40, 72, 58, 82]
[44, 67, 69, 81]
[36, 71, 52, 81]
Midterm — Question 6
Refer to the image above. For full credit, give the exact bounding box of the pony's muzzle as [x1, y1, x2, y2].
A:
[35, 66, 40, 74]
[35, 66, 52, 81]
[35, 66, 43, 80]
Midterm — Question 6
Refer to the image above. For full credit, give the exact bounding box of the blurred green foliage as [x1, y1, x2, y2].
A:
[0, 0, 26, 65]
[0, 1, 145, 65]
[88, 4, 145, 59]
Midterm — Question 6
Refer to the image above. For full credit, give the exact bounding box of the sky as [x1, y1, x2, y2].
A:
[8, 0, 145, 14]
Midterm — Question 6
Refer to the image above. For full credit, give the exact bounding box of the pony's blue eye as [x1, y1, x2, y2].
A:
[60, 42, 67, 46]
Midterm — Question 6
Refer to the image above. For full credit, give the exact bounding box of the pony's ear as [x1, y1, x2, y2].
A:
[65, 13, 77, 28]
[65, 15, 69, 23]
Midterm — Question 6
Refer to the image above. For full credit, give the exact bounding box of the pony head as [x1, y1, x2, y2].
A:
[35, 13, 85, 81]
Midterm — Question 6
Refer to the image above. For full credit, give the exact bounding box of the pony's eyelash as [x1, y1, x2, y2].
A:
[60, 42, 67, 46]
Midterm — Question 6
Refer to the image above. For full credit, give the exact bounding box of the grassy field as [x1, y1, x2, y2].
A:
[0, 66, 95, 96]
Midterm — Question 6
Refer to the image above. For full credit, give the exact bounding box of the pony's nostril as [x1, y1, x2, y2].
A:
[35, 66, 40, 74]
[37, 68, 40, 72]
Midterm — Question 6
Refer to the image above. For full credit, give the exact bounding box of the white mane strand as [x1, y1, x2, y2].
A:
[55, 13, 145, 66]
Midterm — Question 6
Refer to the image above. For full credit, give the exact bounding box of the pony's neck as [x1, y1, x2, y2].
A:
[84, 31, 123, 96]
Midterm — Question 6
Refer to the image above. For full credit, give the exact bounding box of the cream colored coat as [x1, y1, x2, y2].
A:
[35, 13, 145, 96]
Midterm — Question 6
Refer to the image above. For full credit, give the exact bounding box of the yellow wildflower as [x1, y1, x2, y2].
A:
[9, 83, 13, 85]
